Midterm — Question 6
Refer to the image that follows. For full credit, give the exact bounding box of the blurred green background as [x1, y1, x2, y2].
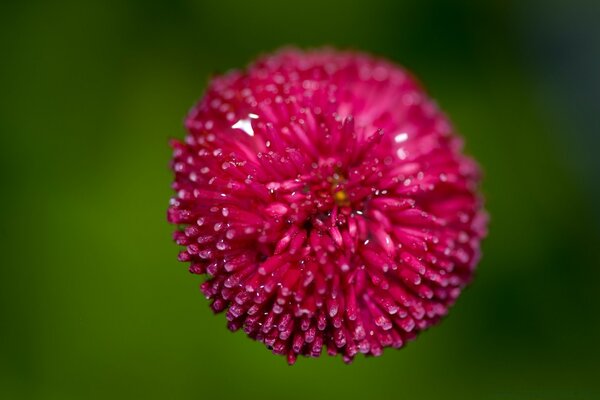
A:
[1, 0, 599, 399]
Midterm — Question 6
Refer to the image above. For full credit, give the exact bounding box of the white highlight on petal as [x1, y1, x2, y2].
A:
[232, 113, 259, 137]
[394, 132, 408, 143]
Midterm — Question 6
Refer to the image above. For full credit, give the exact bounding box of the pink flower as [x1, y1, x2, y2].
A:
[168, 48, 487, 364]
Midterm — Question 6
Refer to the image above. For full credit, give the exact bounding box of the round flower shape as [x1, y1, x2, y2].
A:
[168, 48, 487, 364]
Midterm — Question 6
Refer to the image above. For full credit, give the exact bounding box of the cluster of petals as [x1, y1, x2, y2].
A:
[168, 48, 487, 364]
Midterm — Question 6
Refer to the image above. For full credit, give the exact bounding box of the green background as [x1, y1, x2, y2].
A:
[2, 0, 599, 399]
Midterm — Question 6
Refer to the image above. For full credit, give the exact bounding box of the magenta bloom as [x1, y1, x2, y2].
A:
[168, 48, 487, 364]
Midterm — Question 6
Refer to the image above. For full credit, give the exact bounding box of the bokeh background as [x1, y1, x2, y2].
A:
[1, 0, 599, 399]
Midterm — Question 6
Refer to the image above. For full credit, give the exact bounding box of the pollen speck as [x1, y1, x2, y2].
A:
[334, 189, 349, 206]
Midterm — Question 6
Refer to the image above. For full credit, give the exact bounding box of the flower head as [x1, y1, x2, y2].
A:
[168, 48, 487, 364]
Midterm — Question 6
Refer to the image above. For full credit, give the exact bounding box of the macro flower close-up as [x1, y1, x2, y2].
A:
[168, 49, 487, 364]
[4, 1, 600, 398]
